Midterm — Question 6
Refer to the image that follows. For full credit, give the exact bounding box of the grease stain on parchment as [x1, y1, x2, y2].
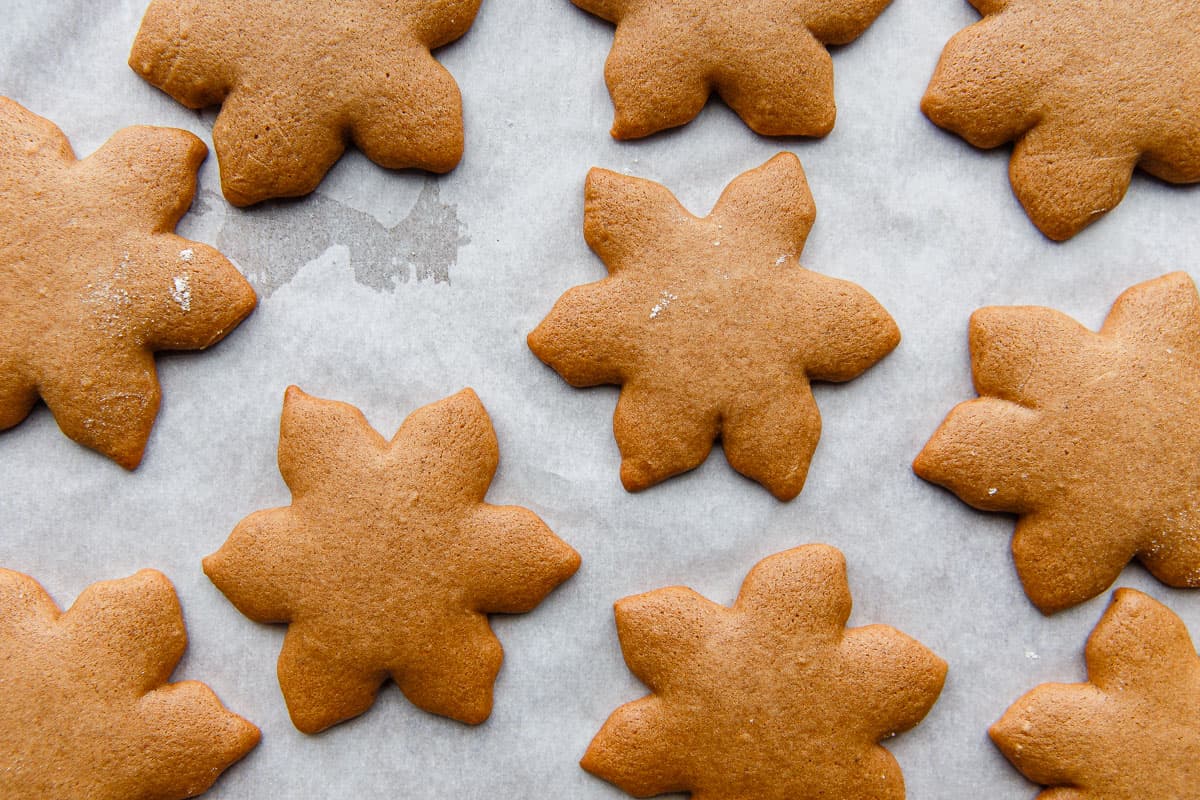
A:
[189, 178, 469, 297]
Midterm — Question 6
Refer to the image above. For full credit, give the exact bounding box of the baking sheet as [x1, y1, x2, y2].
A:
[3, 1, 1200, 797]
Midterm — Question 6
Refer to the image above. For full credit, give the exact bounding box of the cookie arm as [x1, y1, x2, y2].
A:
[571, 0, 628, 23]
[580, 696, 691, 797]
[1101, 272, 1200, 354]
[390, 388, 499, 505]
[349, 49, 464, 174]
[38, 343, 161, 469]
[838, 625, 947, 740]
[721, 379, 821, 502]
[408, 0, 484, 48]
[734, 545, 851, 636]
[613, 383, 718, 493]
[457, 504, 580, 614]
[58, 570, 185, 693]
[990, 682, 1111, 789]
[1085, 589, 1200, 703]
[127, 682, 260, 799]
[1009, 121, 1139, 240]
[129, 0, 235, 109]
[801, 0, 893, 45]
[81, 126, 207, 233]
[392, 611, 503, 725]
[527, 278, 640, 386]
[602, 12, 711, 139]
[1013, 509, 1135, 614]
[613, 587, 721, 694]
[968, 305, 1094, 407]
[709, 153, 815, 258]
[277, 386, 389, 498]
[796, 273, 900, 383]
[584, 167, 691, 272]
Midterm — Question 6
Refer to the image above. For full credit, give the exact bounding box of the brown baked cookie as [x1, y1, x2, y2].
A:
[0, 97, 256, 469]
[0, 568, 259, 800]
[574, 0, 892, 139]
[582, 544, 947, 799]
[914, 272, 1200, 614]
[922, 0, 1200, 241]
[992, 589, 1200, 798]
[129, 0, 481, 206]
[528, 153, 900, 501]
[204, 386, 581, 734]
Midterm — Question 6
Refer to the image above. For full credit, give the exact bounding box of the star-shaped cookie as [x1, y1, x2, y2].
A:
[582, 544, 947, 799]
[992, 589, 1200, 798]
[204, 386, 581, 733]
[0, 568, 260, 800]
[528, 153, 900, 501]
[130, 0, 482, 206]
[0, 97, 256, 469]
[574, 0, 893, 139]
[915, 272, 1200, 613]
[922, 0, 1200, 240]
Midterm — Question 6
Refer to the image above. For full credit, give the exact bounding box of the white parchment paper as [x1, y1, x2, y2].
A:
[3, 1, 1199, 797]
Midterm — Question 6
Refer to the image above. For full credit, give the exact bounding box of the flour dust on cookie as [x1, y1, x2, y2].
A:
[0, 97, 256, 468]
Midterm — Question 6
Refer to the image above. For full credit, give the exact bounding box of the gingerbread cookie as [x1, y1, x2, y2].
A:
[914, 272, 1200, 613]
[574, 0, 892, 139]
[204, 387, 581, 733]
[0, 98, 256, 469]
[130, 0, 481, 206]
[992, 589, 1200, 798]
[582, 544, 946, 798]
[528, 153, 899, 501]
[922, 0, 1200, 240]
[0, 568, 259, 799]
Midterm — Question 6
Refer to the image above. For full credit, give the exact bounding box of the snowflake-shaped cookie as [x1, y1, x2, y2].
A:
[574, 0, 893, 138]
[528, 153, 900, 501]
[923, 0, 1200, 240]
[0, 98, 256, 469]
[204, 387, 581, 733]
[0, 568, 259, 800]
[992, 589, 1200, 798]
[582, 544, 947, 799]
[130, 0, 482, 205]
[915, 272, 1200, 613]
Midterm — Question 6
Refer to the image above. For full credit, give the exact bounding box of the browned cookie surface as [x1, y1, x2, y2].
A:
[204, 387, 581, 734]
[0, 568, 259, 800]
[529, 153, 899, 501]
[574, 0, 892, 138]
[0, 97, 256, 468]
[130, 0, 481, 205]
[582, 544, 946, 799]
[915, 272, 1200, 613]
[992, 589, 1200, 798]
[923, 0, 1200, 240]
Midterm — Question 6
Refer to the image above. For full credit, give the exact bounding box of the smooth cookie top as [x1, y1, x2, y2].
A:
[0, 568, 260, 800]
[130, 0, 481, 205]
[992, 589, 1200, 798]
[923, 0, 1200, 240]
[573, 0, 892, 138]
[204, 386, 581, 734]
[529, 153, 900, 501]
[915, 272, 1200, 613]
[582, 544, 947, 799]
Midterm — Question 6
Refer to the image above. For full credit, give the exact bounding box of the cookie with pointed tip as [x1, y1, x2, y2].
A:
[582, 544, 947, 799]
[204, 386, 581, 733]
[574, 0, 892, 139]
[129, 0, 481, 206]
[0, 568, 260, 800]
[914, 272, 1200, 613]
[922, 0, 1200, 240]
[528, 153, 899, 501]
[992, 589, 1200, 798]
[0, 97, 256, 469]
